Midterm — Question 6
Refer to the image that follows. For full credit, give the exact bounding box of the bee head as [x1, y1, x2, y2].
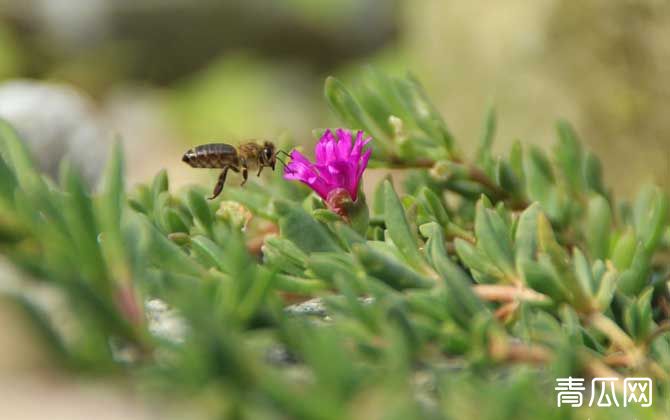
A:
[261, 141, 276, 170]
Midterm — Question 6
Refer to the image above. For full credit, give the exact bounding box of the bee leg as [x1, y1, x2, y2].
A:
[240, 167, 248, 186]
[208, 167, 229, 200]
[256, 166, 263, 177]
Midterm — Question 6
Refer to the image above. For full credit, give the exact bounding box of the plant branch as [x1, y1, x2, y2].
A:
[474, 285, 551, 304]
[386, 156, 529, 209]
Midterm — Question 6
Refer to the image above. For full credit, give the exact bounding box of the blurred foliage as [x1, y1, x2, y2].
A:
[543, 0, 670, 193]
[1, 0, 397, 86]
[372, 0, 670, 199]
[280, 0, 369, 24]
[1, 70, 670, 419]
[0, 24, 21, 79]
[3, 1, 670, 196]
[167, 54, 322, 142]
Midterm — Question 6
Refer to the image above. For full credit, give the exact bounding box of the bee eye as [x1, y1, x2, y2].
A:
[265, 149, 273, 160]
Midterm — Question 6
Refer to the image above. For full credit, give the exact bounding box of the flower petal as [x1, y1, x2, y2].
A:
[335, 128, 353, 160]
[315, 130, 334, 164]
[284, 128, 372, 203]
[289, 150, 312, 165]
[351, 131, 371, 161]
[356, 149, 372, 183]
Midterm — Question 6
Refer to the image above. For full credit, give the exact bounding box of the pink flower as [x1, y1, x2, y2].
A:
[284, 129, 372, 207]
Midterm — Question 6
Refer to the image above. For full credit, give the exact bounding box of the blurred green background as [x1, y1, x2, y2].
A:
[1, 1, 669, 418]
[1, 0, 668, 195]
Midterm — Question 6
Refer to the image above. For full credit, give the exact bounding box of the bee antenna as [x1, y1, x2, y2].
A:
[276, 156, 288, 168]
[277, 150, 292, 159]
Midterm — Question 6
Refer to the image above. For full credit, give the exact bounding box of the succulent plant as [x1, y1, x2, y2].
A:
[0, 70, 669, 419]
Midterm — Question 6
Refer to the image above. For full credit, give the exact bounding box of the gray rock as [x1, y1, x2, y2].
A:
[0, 80, 109, 187]
[284, 296, 375, 322]
[284, 298, 329, 318]
[145, 298, 187, 344]
[265, 345, 299, 366]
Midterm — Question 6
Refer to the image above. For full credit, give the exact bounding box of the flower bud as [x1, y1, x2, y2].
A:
[326, 187, 369, 234]
[216, 200, 252, 230]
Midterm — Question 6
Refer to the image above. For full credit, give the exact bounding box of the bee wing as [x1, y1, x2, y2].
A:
[202, 143, 237, 155]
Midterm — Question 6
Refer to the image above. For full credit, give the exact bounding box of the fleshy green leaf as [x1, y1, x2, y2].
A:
[586, 194, 612, 260]
[417, 186, 449, 227]
[521, 259, 569, 303]
[555, 120, 584, 194]
[572, 248, 595, 297]
[151, 169, 169, 201]
[423, 222, 487, 327]
[594, 266, 618, 310]
[97, 142, 132, 286]
[275, 200, 339, 253]
[474, 197, 515, 279]
[611, 230, 637, 270]
[353, 243, 433, 290]
[187, 189, 214, 236]
[383, 180, 431, 274]
[514, 202, 541, 266]
[454, 238, 504, 280]
[634, 186, 668, 252]
[190, 235, 226, 272]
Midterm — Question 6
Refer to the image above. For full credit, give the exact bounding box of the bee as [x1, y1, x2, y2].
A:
[182, 141, 286, 200]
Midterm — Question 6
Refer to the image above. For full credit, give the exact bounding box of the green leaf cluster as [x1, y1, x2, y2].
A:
[1, 71, 670, 419]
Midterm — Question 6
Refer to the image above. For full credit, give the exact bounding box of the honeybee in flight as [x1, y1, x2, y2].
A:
[182, 141, 287, 200]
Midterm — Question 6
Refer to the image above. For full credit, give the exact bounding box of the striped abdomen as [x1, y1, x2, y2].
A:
[182, 143, 239, 168]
